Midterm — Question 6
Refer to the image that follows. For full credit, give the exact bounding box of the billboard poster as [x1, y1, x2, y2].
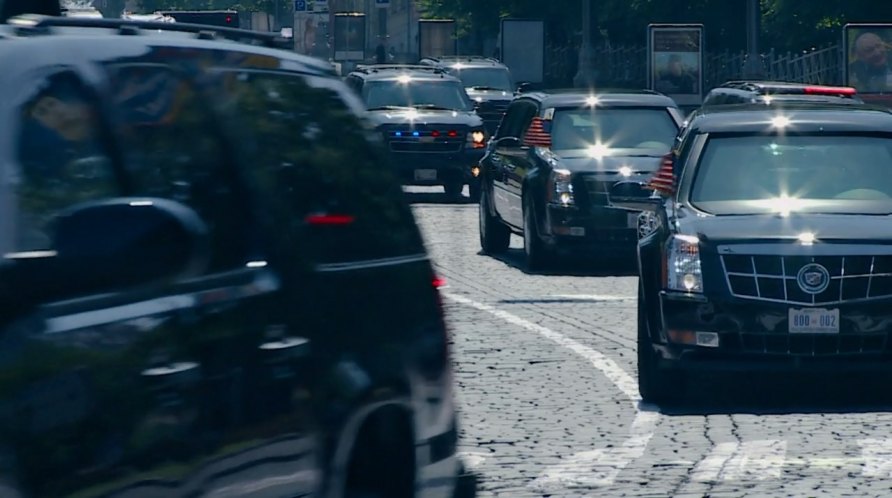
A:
[500, 19, 545, 84]
[844, 24, 892, 100]
[295, 11, 329, 58]
[418, 20, 457, 59]
[333, 13, 365, 61]
[648, 24, 703, 106]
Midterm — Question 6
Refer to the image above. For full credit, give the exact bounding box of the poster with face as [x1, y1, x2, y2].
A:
[844, 24, 892, 94]
[649, 25, 703, 105]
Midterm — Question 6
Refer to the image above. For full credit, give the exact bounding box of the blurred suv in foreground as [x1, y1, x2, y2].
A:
[0, 14, 471, 498]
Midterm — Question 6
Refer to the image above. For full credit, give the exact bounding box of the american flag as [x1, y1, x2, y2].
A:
[523, 117, 552, 147]
[647, 153, 675, 195]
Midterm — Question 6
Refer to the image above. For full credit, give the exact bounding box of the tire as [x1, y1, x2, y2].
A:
[479, 188, 510, 253]
[452, 460, 478, 498]
[523, 197, 551, 271]
[468, 178, 482, 203]
[444, 180, 463, 198]
[637, 282, 685, 405]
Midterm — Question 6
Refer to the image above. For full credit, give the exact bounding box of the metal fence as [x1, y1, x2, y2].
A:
[544, 43, 845, 90]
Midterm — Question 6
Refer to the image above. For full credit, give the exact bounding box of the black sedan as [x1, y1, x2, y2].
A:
[612, 103, 892, 404]
[478, 90, 684, 269]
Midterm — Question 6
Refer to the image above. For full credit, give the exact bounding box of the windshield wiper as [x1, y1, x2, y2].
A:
[367, 105, 413, 111]
[468, 86, 508, 91]
[411, 104, 460, 111]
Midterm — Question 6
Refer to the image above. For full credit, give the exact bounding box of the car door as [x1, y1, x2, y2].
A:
[97, 61, 319, 497]
[490, 99, 537, 228]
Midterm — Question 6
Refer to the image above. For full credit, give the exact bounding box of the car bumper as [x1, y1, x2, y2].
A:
[389, 149, 485, 185]
[652, 291, 892, 372]
[542, 204, 640, 255]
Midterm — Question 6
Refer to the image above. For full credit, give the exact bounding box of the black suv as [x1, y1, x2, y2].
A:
[478, 89, 683, 270]
[612, 103, 892, 404]
[0, 15, 471, 497]
[702, 81, 863, 107]
[345, 64, 487, 200]
[419, 56, 516, 135]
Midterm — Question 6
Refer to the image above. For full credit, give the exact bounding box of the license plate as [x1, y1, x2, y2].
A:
[627, 212, 640, 228]
[788, 308, 839, 334]
[414, 169, 437, 181]
[419, 136, 435, 143]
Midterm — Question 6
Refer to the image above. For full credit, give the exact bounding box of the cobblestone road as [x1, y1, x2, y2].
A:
[409, 190, 892, 498]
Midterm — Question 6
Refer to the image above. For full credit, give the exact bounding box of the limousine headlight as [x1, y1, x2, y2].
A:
[665, 235, 702, 293]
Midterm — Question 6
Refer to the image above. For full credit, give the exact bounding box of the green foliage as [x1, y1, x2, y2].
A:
[417, 0, 892, 52]
[137, 0, 274, 13]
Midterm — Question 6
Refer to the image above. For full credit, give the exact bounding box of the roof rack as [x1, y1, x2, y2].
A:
[7, 14, 291, 49]
[420, 55, 500, 64]
[353, 64, 447, 74]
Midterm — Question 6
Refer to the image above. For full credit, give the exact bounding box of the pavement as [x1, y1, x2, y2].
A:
[407, 187, 892, 498]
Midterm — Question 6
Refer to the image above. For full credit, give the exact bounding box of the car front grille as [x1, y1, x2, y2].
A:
[380, 125, 466, 154]
[734, 331, 889, 356]
[721, 254, 892, 305]
[389, 141, 463, 153]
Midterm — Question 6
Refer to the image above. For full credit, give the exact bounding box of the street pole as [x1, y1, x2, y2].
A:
[573, 0, 592, 87]
[744, 0, 762, 78]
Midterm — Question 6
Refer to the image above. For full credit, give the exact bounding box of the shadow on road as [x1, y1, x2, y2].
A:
[482, 247, 639, 278]
[660, 371, 892, 415]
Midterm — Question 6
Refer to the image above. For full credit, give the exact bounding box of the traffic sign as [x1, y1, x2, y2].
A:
[294, 0, 307, 12]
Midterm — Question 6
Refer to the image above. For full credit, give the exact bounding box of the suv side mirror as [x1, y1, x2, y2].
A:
[2, 198, 210, 305]
[609, 182, 664, 211]
[516, 81, 541, 93]
[493, 136, 522, 148]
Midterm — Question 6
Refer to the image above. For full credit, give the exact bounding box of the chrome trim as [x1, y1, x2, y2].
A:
[315, 254, 429, 273]
[718, 244, 892, 256]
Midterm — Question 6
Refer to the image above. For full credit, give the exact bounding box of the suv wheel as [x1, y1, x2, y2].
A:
[479, 188, 510, 253]
[444, 180, 464, 199]
[637, 282, 685, 405]
[523, 198, 551, 271]
[468, 178, 482, 203]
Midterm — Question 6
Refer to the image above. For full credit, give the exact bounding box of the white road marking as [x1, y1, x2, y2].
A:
[444, 293, 659, 489]
[691, 440, 787, 482]
[859, 438, 892, 477]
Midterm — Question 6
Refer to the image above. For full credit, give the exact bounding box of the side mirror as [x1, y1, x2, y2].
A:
[516, 81, 541, 93]
[3, 198, 210, 304]
[608, 181, 664, 211]
[493, 136, 523, 148]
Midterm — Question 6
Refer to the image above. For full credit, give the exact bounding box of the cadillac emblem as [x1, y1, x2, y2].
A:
[796, 263, 830, 295]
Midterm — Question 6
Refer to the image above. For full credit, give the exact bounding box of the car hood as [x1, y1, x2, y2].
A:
[368, 109, 483, 127]
[466, 88, 514, 102]
[676, 209, 892, 245]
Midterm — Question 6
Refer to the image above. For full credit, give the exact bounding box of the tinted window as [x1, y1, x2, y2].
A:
[105, 63, 252, 271]
[363, 79, 472, 111]
[15, 72, 119, 251]
[549, 107, 678, 154]
[449, 67, 513, 91]
[497, 100, 537, 139]
[690, 134, 892, 215]
[209, 70, 425, 264]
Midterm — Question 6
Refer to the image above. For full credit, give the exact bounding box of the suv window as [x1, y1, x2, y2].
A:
[208, 70, 425, 265]
[448, 67, 513, 92]
[15, 71, 120, 251]
[363, 78, 472, 111]
[105, 63, 253, 272]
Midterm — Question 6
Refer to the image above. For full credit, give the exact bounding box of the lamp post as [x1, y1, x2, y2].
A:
[744, 0, 762, 78]
[573, 0, 593, 87]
